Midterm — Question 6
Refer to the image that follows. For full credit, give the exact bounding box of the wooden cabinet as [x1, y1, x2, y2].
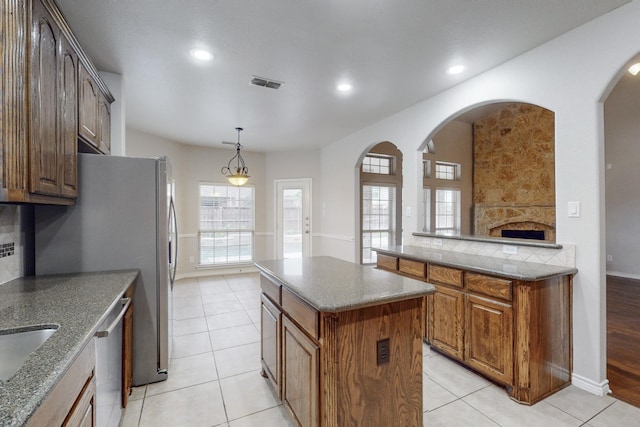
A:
[429, 285, 465, 359]
[377, 253, 572, 404]
[122, 292, 134, 407]
[1, 0, 113, 205]
[261, 294, 282, 399]
[63, 375, 97, 427]
[78, 64, 111, 154]
[282, 315, 319, 427]
[27, 339, 96, 427]
[259, 272, 424, 426]
[465, 294, 513, 385]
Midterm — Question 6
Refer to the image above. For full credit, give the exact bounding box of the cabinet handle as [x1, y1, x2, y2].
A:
[96, 298, 131, 338]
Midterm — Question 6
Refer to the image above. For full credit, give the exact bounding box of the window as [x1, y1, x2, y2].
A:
[435, 188, 460, 233]
[362, 154, 393, 175]
[198, 183, 254, 265]
[362, 185, 395, 264]
[435, 162, 460, 180]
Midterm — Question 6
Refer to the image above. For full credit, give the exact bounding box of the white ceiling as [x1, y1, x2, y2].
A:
[56, 0, 630, 153]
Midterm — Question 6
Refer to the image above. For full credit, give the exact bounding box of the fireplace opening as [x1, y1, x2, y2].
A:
[501, 230, 545, 240]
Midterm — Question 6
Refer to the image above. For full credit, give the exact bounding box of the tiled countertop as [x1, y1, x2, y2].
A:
[374, 245, 577, 281]
[254, 256, 435, 312]
[0, 270, 139, 427]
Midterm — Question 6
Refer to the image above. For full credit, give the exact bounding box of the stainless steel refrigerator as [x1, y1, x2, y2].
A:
[34, 153, 177, 388]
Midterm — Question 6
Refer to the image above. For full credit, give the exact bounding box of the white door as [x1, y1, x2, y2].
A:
[276, 179, 311, 259]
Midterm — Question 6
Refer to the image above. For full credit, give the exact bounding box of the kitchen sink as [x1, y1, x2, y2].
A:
[0, 326, 58, 381]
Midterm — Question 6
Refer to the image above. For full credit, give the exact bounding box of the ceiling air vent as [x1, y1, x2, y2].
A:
[250, 75, 283, 90]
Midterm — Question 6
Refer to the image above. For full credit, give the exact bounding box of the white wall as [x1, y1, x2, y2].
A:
[317, 1, 640, 395]
[604, 75, 640, 279]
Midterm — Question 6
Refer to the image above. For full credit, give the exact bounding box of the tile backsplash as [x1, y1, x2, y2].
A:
[405, 234, 576, 268]
[0, 205, 24, 284]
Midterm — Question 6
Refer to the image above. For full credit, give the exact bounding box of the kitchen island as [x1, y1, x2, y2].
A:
[0, 270, 138, 427]
[254, 256, 435, 427]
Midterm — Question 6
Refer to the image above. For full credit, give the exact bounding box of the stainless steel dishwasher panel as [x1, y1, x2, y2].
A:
[95, 298, 130, 427]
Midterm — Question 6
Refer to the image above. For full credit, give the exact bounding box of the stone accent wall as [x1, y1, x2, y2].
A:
[473, 103, 555, 240]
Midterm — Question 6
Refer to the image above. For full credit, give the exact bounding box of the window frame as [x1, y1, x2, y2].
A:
[197, 182, 255, 266]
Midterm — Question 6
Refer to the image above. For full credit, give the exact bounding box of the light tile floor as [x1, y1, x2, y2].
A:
[121, 273, 640, 427]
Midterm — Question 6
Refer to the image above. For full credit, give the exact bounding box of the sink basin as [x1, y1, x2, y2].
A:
[0, 326, 58, 381]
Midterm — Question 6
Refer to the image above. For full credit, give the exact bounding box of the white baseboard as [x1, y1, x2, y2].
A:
[571, 373, 611, 396]
[606, 271, 640, 281]
[175, 265, 258, 280]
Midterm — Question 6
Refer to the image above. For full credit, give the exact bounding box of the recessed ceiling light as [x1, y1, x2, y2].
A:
[189, 48, 213, 61]
[628, 63, 640, 76]
[446, 65, 465, 75]
[336, 83, 353, 92]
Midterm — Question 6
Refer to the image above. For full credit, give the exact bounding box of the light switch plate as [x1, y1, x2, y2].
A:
[568, 201, 580, 218]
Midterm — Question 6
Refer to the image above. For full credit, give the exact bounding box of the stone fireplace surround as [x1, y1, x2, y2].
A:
[475, 204, 556, 242]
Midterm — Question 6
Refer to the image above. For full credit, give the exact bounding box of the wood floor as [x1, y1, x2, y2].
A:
[607, 275, 640, 408]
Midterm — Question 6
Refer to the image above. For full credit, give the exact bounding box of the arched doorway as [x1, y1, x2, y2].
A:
[603, 55, 640, 408]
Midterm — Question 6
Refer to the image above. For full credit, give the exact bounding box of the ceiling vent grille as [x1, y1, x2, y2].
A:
[250, 76, 283, 90]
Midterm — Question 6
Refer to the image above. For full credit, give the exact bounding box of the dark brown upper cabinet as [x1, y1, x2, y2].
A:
[1, 0, 113, 205]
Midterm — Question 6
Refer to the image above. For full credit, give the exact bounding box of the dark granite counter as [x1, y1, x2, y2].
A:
[0, 270, 139, 427]
[374, 245, 577, 281]
[254, 256, 435, 312]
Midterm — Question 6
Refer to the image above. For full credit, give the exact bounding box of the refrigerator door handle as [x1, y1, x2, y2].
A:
[169, 197, 178, 287]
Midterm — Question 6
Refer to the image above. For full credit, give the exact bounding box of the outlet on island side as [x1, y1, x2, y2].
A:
[377, 338, 390, 366]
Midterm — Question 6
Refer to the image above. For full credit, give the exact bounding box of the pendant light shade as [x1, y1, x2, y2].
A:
[221, 127, 249, 186]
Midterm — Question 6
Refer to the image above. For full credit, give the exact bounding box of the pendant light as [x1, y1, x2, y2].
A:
[221, 127, 249, 186]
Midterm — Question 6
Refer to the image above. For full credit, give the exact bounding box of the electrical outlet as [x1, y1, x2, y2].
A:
[607, 255, 613, 262]
[503, 245, 518, 255]
[432, 238, 443, 246]
[376, 338, 390, 366]
[189, 256, 195, 263]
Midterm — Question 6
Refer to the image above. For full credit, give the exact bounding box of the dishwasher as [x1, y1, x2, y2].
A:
[95, 297, 131, 427]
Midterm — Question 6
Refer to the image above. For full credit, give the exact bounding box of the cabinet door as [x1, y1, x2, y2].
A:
[261, 294, 281, 398]
[63, 376, 96, 427]
[78, 63, 99, 147]
[122, 302, 134, 408]
[97, 96, 111, 154]
[465, 294, 513, 385]
[428, 286, 464, 359]
[59, 34, 78, 198]
[282, 315, 319, 427]
[30, 0, 61, 196]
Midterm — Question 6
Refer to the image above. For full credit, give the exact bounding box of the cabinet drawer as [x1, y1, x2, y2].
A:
[465, 273, 512, 301]
[261, 275, 282, 305]
[282, 288, 319, 340]
[399, 259, 426, 279]
[377, 254, 398, 271]
[428, 265, 463, 288]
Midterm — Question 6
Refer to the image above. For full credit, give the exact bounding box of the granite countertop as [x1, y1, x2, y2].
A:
[254, 256, 435, 313]
[374, 245, 577, 281]
[0, 270, 139, 427]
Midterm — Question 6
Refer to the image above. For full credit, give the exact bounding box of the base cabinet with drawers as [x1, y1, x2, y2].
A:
[377, 253, 573, 405]
[259, 273, 425, 426]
